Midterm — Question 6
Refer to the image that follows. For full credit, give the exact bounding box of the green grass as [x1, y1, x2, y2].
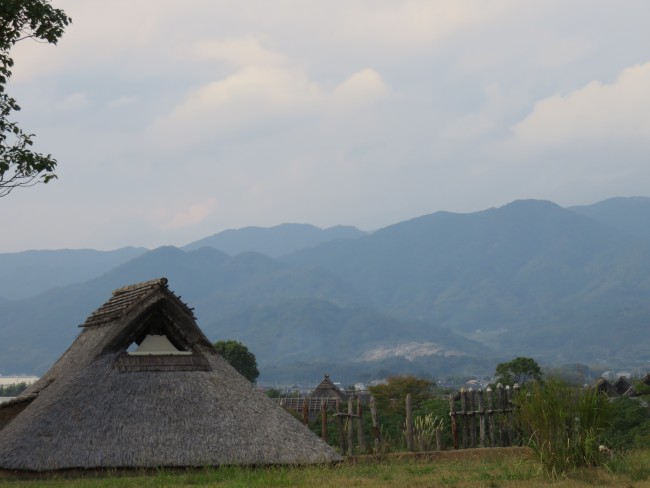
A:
[2, 448, 650, 487]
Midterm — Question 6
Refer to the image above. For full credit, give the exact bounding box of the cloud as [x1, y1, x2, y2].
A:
[331, 68, 389, 107]
[147, 38, 390, 150]
[506, 62, 650, 150]
[59, 92, 89, 111]
[108, 96, 140, 109]
[159, 198, 217, 231]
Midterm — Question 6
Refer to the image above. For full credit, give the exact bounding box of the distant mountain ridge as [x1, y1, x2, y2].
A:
[2, 196, 650, 381]
[570, 196, 650, 241]
[0, 247, 147, 300]
[183, 223, 366, 257]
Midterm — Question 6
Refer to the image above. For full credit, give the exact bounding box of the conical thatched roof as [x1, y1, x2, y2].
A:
[310, 374, 347, 401]
[0, 278, 341, 471]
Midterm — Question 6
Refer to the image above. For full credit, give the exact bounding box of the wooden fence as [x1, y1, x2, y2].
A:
[449, 384, 520, 449]
[277, 393, 444, 455]
[275, 385, 519, 454]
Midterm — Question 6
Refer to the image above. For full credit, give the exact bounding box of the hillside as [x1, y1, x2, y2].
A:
[2, 197, 650, 379]
[0, 247, 147, 300]
[570, 197, 650, 241]
[183, 223, 366, 256]
[284, 200, 650, 362]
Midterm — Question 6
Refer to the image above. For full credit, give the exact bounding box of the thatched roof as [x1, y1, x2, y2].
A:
[593, 378, 618, 396]
[310, 374, 347, 401]
[0, 278, 341, 471]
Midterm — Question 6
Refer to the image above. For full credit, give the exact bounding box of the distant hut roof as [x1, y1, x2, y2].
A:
[593, 377, 618, 396]
[0, 278, 340, 471]
[310, 374, 347, 401]
[642, 373, 650, 387]
[613, 376, 633, 396]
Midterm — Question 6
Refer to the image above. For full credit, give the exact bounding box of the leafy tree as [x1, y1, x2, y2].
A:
[369, 375, 435, 413]
[0, 0, 71, 197]
[495, 356, 542, 386]
[0, 381, 28, 396]
[213, 340, 259, 383]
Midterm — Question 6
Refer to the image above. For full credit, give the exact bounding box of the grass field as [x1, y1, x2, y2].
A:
[1, 448, 649, 487]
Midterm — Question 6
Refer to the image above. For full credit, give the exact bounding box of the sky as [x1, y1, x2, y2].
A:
[2, 0, 650, 253]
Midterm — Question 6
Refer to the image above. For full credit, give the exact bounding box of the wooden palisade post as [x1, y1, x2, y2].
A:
[336, 399, 345, 454]
[321, 399, 328, 442]
[405, 393, 414, 451]
[496, 383, 505, 447]
[449, 392, 458, 449]
[487, 386, 495, 448]
[370, 395, 381, 452]
[356, 396, 366, 453]
[468, 387, 476, 448]
[347, 397, 354, 455]
[477, 388, 485, 448]
[302, 397, 309, 426]
[460, 387, 469, 449]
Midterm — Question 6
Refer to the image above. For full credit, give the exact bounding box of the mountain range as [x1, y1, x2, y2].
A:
[2, 196, 650, 383]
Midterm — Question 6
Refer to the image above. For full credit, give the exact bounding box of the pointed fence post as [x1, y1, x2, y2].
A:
[370, 395, 381, 452]
[321, 399, 328, 442]
[460, 387, 469, 449]
[302, 397, 309, 426]
[477, 388, 485, 448]
[487, 386, 495, 448]
[496, 383, 505, 447]
[505, 385, 512, 446]
[405, 393, 414, 451]
[512, 383, 520, 445]
[449, 392, 458, 450]
[347, 397, 354, 455]
[356, 396, 366, 453]
[336, 399, 345, 454]
[468, 387, 476, 448]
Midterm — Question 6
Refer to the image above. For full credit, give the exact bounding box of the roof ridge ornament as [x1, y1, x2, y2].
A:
[113, 277, 168, 296]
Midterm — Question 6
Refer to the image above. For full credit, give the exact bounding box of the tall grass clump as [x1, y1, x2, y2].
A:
[409, 413, 444, 451]
[514, 377, 613, 477]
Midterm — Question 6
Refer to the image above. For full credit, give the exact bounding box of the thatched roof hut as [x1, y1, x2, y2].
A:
[613, 376, 634, 396]
[0, 278, 341, 471]
[310, 374, 347, 401]
[593, 377, 618, 396]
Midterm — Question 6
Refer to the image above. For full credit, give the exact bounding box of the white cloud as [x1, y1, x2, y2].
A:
[147, 37, 390, 150]
[193, 38, 287, 68]
[504, 62, 650, 150]
[159, 198, 217, 231]
[331, 68, 389, 108]
[108, 96, 140, 109]
[59, 92, 89, 111]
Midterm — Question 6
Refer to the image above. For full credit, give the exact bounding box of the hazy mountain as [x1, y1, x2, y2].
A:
[570, 197, 650, 241]
[0, 247, 147, 300]
[3, 197, 650, 379]
[205, 298, 485, 366]
[0, 246, 364, 374]
[183, 223, 366, 257]
[284, 200, 650, 362]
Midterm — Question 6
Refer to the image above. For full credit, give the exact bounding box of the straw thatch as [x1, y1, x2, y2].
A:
[0, 278, 341, 471]
[310, 374, 347, 401]
[593, 378, 618, 396]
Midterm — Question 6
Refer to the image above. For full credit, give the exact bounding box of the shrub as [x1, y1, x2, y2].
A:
[514, 377, 613, 477]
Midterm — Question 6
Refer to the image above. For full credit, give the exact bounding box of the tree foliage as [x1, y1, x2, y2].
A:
[495, 356, 542, 386]
[213, 340, 260, 383]
[369, 375, 435, 413]
[0, 381, 28, 396]
[0, 0, 70, 197]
